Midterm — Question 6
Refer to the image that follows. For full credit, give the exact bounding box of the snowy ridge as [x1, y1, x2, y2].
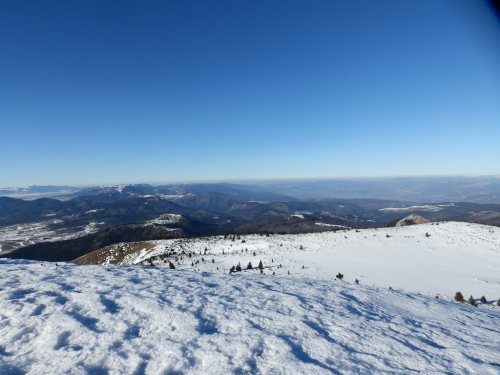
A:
[0, 259, 499, 374]
[89, 222, 500, 299]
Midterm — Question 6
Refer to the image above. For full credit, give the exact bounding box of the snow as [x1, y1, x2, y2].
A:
[314, 222, 350, 228]
[0, 220, 104, 253]
[379, 205, 447, 212]
[2, 221, 500, 374]
[105, 222, 500, 299]
[1, 259, 499, 374]
[145, 214, 182, 226]
[291, 214, 304, 219]
[83, 209, 103, 214]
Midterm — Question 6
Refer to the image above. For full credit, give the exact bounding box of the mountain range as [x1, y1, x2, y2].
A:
[1, 182, 499, 262]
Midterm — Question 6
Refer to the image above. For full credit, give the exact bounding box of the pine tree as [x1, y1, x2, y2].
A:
[247, 262, 253, 270]
[468, 295, 477, 306]
[480, 296, 487, 304]
[229, 266, 235, 274]
[258, 260, 263, 271]
[236, 262, 242, 272]
[454, 292, 465, 303]
[355, 279, 359, 284]
[169, 261, 175, 269]
[336, 272, 344, 280]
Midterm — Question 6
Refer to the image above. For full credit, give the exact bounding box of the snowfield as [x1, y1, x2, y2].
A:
[98, 222, 500, 300]
[0, 220, 105, 254]
[2, 221, 500, 374]
[1, 259, 499, 375]
[378, 204, 455, 213]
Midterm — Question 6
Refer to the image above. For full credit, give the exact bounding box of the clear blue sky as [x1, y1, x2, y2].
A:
[1, 0, 499, 187]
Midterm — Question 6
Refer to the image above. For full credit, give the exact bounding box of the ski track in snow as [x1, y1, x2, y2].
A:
[0, 259, 499, 374]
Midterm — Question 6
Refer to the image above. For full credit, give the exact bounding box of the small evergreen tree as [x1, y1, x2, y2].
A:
[212, 259, 215, 263]
[497, 299, 500, 306]
[480, 296, 487, 304]
[300, 245, 303, 250]
[355, 279, 359, 284]
[169, 261, 175, 269]
[247, 262, 253, 270]
[258, 260, 263, 270]
[454, 292, 464, 303]
[229, 266, 235, 274]
[336, 272, 344, 280]
[468, 295, 477, 306]
[236, 262, 242, 272]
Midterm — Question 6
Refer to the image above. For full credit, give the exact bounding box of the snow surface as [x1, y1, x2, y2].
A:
[379, 204, 455, 213]
[108, 222, 500, 299]
[0, 220, 105, 254]
[145, 214, 182, 226]
[1, 259, 499, 374]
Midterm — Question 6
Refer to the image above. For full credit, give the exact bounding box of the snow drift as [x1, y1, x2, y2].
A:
[0, 259, 499, 374]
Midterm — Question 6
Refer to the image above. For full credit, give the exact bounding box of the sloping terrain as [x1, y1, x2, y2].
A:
[2, 182, 500, 261]
[1, 259, 499, 374]
[75, 222, 500, 299]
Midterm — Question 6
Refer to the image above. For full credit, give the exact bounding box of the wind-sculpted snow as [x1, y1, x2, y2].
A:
[0, 260, 499, 374]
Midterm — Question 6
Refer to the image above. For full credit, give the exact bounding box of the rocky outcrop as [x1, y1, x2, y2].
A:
[396, 214, 430, 227]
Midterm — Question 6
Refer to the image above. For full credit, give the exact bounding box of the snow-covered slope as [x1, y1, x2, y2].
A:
[84, 222, 500, 300]
[1, 259, 499, 374]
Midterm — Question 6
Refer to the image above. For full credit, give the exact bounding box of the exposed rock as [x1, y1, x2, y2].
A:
[396, 214, 430, 227]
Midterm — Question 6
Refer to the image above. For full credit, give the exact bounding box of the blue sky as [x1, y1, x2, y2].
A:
[1, 0, 499, 187]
